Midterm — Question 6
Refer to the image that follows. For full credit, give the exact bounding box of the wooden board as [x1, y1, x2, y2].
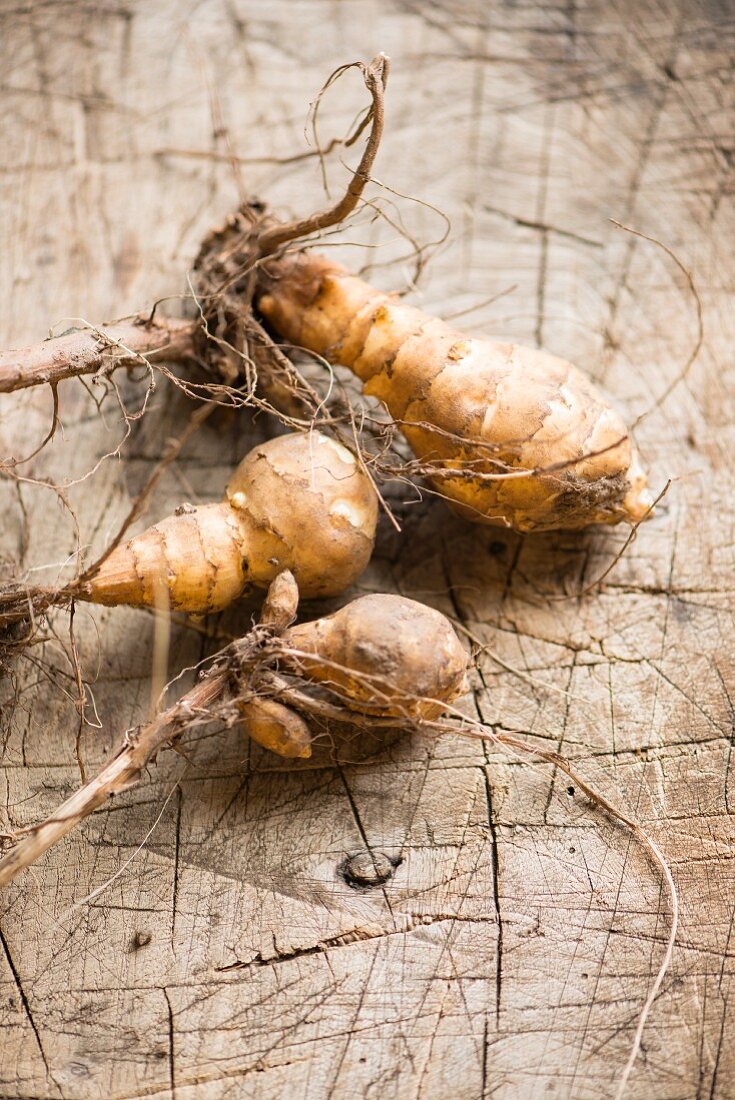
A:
[1, 2, 734, 1097]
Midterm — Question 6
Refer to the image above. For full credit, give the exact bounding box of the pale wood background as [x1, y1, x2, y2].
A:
[1, 2, 734, 1097]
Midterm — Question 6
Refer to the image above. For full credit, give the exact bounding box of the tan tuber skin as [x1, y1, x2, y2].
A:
[76, 431, 378, 612]
[0, 431, 377, 632]
[280, 593, 468, 719]
[238, 697, 313, 758]
[237, 583, 469, 757]
[256, 252, 653, 534]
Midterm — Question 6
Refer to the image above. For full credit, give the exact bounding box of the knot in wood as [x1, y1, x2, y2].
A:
[342, 850, 395, 888]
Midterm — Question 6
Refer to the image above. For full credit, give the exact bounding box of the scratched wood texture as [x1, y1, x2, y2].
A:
[1, 2, 734, 1098]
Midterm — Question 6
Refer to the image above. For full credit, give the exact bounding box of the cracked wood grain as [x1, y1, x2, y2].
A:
[1, 1, 734, 1098]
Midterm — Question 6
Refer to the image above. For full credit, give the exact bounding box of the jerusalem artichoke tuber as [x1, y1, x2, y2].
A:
[278, 593, 468, 719]
[238, 582, 468, 757]
[255, 252, 652, 534]
[0, 572, 469, 884]
[0, 431, 378, 628]
[81, 430, 377, 609]
[238, 697, 314, 758]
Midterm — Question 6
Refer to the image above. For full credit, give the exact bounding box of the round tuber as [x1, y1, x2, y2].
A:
[277, 592, 469, 721]
[0, 432, 379, 635]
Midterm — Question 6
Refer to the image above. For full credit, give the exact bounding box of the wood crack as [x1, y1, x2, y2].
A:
[0, 926, 54, 1085]
[216, 912, 501, 973]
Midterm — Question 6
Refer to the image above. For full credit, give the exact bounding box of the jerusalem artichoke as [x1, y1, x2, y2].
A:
[279, 593, 468, 719]
[238, 696, 314, 758]
[0, 572, 469, 885]
[255, 252, 652, 533]
[0, 431, 378, 627]
[81, 430, 377, 609]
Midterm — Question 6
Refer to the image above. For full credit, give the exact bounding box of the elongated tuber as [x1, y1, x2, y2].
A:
[1, 431, 378, 625]
[255, 253, 652, 533]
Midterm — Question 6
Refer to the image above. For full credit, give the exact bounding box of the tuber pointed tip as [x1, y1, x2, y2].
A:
[621, 458, 656, 524]
[267, 736, 313, 760]
[620, 481, 655, 523]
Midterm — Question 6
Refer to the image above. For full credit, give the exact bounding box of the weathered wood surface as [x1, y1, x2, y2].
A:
[1, 2, 733, 1097]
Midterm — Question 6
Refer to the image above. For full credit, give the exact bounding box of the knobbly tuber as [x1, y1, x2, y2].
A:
[238, 697, 314, 758]
[239, 588, 469, 757]
[190, 50, 654, 534]
[82, 430, 377, 608]
[255, 252, 653, 533]
[279, 593, 468, 719]
[0, 572, 469, 884]
[0, 431, 378, 628]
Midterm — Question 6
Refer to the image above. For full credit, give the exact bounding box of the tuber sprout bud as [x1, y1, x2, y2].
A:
[238, 697, 313, 758]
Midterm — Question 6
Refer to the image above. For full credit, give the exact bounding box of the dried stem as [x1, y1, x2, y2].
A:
[256, 54, 389, 256]
[0, 317, 197, 394]
[0, 668, 228, 887]
[0, 571, 304, 885]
